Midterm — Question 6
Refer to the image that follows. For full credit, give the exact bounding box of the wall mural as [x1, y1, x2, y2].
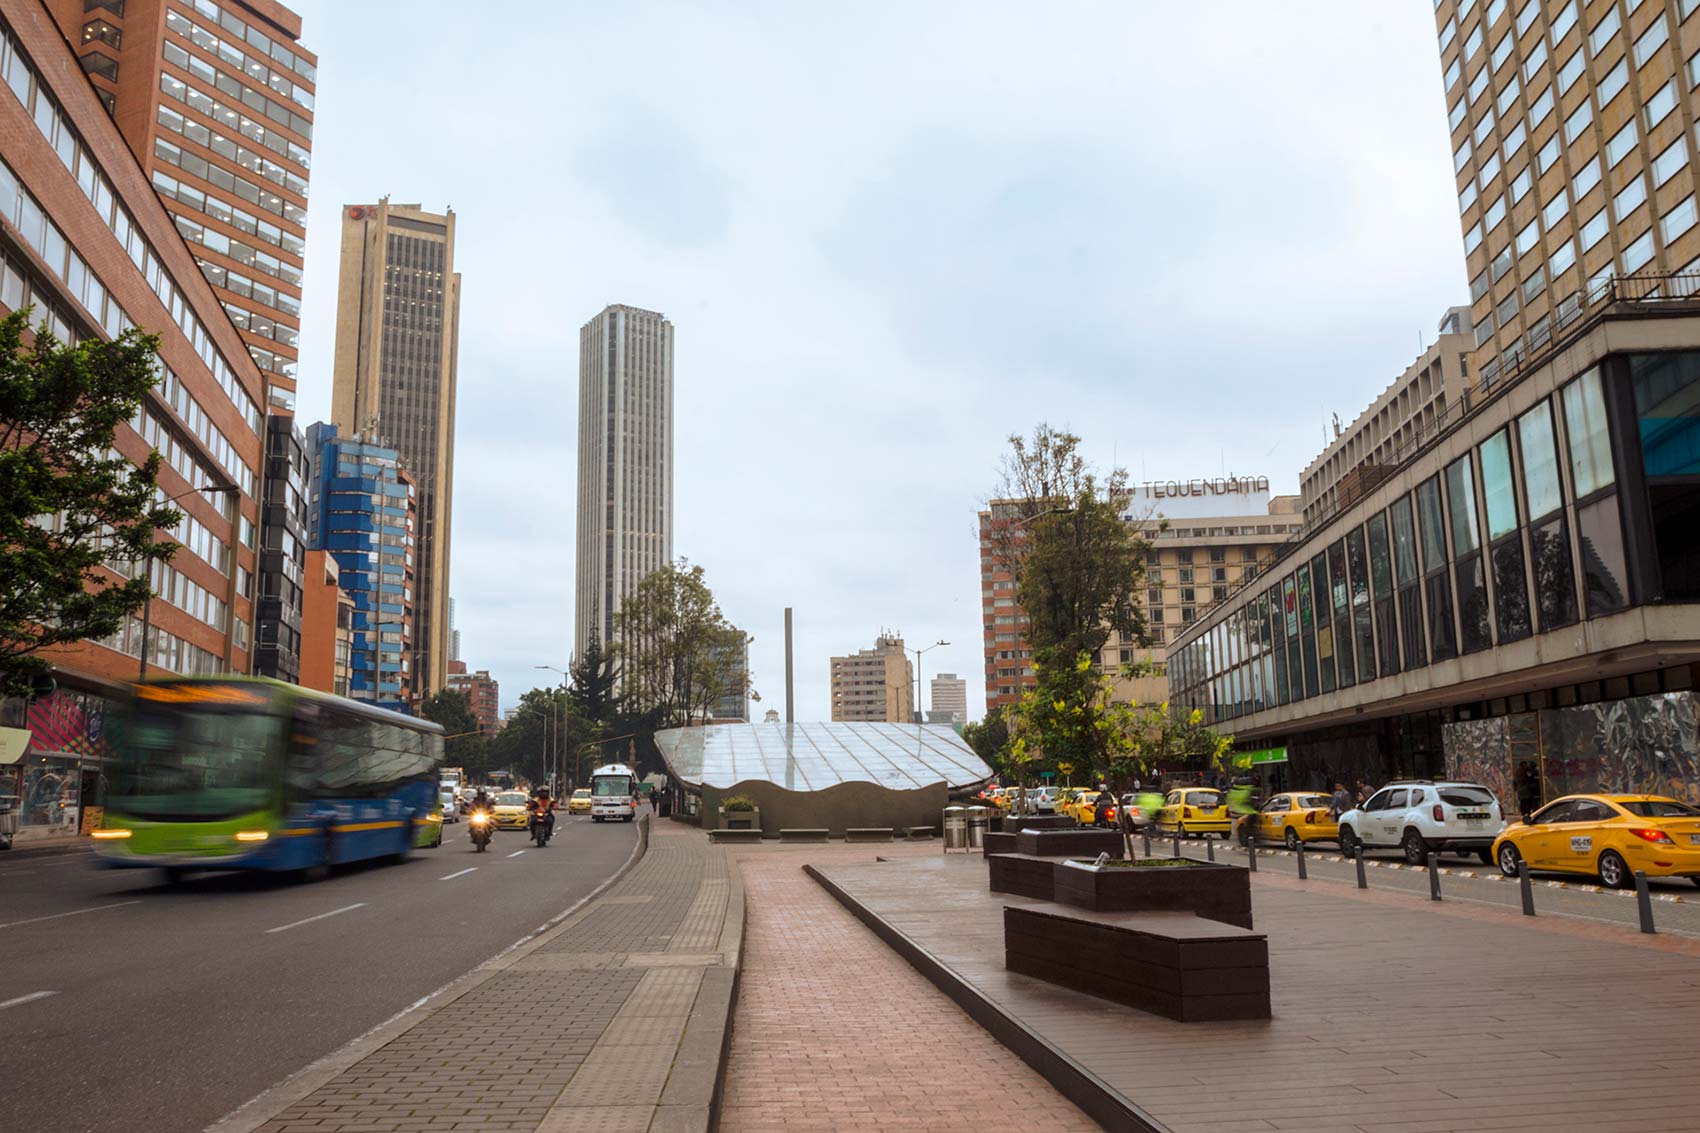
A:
[1442, 717, 1512, 809]
[1540, 692, 1700, 806]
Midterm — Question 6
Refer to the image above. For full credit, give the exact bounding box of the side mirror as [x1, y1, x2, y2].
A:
[1520, 811, 1533, 825]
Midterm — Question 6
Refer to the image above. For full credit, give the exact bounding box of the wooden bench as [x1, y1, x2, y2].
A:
[707, 828, 763, 844]
[844, 828, 894, 843]
[779, 828, 829, 843]
[987, 853, 1059, 901]
[1005, 905, 1270, 1022]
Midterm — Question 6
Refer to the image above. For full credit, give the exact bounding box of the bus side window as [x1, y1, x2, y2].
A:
[286, 731, 320, 797]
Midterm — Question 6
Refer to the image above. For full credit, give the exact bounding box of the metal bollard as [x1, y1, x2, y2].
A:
[1427, 853, 1442, 901]
[1247, 836, 1258, 872]
[1355, 845, 1367, 889]
[1142, 831, 1152, 856]
[1296, 843, 1307, 880]
[1206, 837, 1216, 862]
[1518, 861, 1536, 916]
[1173, 829, 1182, 858]
[1634, 870, 1656, 934]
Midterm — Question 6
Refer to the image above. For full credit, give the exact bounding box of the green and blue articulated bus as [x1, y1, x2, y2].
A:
[94, 677, 445, 881]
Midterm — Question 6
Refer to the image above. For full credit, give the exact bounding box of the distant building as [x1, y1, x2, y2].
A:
[447, 661, 500, 738]
[929, 673, 967, 723]
[305, 422, 416, 711]
[762, 708, 781, 724]
[574, 304, 674, 659]
[299, 550, 353, 698]
[253, 406, 309, 684]
[710, 634, 750, 722]
[830, 634, 913, 722]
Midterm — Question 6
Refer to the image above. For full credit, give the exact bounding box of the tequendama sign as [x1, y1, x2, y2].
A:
[1137, 475, 1270, 501]
[1123, 475, 1272, 520]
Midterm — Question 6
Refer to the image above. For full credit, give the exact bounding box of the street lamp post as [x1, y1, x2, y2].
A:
[908, 639, 949, 725]
[536, 664, 569, 793]
[139, 483, 239, 681]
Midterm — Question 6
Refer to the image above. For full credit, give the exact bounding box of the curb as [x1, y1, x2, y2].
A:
[805, 863, 1170, 1133]
[0, 839, 92, 861]
[204, 814, 653, 1133]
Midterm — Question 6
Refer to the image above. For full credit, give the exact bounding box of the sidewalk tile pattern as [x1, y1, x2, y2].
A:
[813, 852, 1700, 1133]
[252, 823, 728, 1133]
[720, 844, 1096, 1131]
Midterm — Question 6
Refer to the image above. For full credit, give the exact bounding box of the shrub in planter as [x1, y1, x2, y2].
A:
[718, 795, 760, 830]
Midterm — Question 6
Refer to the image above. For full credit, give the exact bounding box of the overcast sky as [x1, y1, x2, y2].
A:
[285, 1, 1465, 722]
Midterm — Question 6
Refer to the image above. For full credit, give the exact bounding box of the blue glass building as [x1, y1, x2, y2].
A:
[305, 422, 416, 712]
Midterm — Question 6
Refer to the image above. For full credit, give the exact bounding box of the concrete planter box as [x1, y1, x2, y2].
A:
[987, 853, 1059, 900]
[719, 807, 761, 831]
[1055, 858, 1253, 930]
[993, 813, 1075, 834]
[1013, 828, 1125, 859]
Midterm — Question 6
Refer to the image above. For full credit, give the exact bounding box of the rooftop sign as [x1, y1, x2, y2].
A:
[1125, 476, 1272, 520]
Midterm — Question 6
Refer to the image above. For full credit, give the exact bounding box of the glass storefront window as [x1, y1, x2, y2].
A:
[1391, 496, 1420, 585]
[1297, 563, 1320, 699]
[1493, 539, 1533, 642]
[1367, 513, 1400, 678]
[1456, 553, 1492, 652]
[1346, 528, 1376, 682]
[1481, 430, 1521, 540]
[1446, 456, 1480, 554]
[1313, 551, 1336, 694]
[1577, 493, 1630, 615]
[1561, 368, 1615, 498]
[1328, 540, 1355, 690]
[1530, 515, 1579, 630]
[1518, 401, 1564, 520]
[1630, 351, 1700, 600]
[1390, 497, 1426, 670]
[1417, 477, 1457, 662]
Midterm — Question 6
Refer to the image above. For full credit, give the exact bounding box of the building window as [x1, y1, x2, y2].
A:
[80, 51, 118, 81]
[1629, 352, 1700, 600]
[1517, 400, 1579, 631]
[1212, 586, 1228, 601]
[1180, 587, 1196, 604]
[81, 20, 120, 47]
[1480, 429, 1533, 642]
[1390, 496, 1427, 670]
[1416, 476, 1458, 663]
[1209, 547, 1226, 563]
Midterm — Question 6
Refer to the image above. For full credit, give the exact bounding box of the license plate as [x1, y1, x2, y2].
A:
[1463, 816, 1486, 824]
[1689, 834, 1700, 845]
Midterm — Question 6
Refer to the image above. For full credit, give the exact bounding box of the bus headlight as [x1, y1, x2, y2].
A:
[91, 828, 132, 840]
[233, 830, 270, 842]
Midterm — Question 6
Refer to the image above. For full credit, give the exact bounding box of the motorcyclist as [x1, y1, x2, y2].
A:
[528, 786, 556, 841]
[1092, 786, 1116, 828]
[1227, 777, 1258, 843]
[470, 785, 493, 814]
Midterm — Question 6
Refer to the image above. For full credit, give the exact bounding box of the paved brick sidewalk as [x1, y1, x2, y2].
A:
[214, 818, 741, 1133]
[720, 843, 1096, 1132]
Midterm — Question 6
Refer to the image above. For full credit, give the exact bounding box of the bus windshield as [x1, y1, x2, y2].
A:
[592, 775, 632, 797]
[110, 703, 281, 820]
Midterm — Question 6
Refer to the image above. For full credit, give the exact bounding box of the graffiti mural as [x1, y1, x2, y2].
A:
[1442, 717, 1512, 809]
[1540, 692, 1700, 806]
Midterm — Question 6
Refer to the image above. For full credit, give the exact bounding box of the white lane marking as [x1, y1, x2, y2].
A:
[507, 850, 525, 858]
[440, 867, 477, 881]
[264, 903, 367, 935]
[0, 990, 59, 1010]
[0, 900, 140, 931]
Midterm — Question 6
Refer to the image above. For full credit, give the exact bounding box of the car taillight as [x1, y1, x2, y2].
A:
[1305, 810, 1319, 824]
[1183, 806, 1193, 818]
[1629, 828, 1673, 844]
[1432, 804, 1445, 822]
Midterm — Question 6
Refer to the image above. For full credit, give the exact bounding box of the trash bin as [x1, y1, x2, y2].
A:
[942, 805, 968, 852]
[966, 806, 991, 849]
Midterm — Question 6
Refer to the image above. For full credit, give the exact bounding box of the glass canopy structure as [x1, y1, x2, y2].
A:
[654, 722, 992, 792]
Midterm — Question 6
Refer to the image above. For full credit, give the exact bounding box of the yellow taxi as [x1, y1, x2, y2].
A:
[1235, 792, 1339, 849]
[1491, 794, 1700, 889]
[490, 790, 533, 830]
[1066, 790, 1117, 827]
[1155, 788, 1231, 837]
[567, 788, 592, 815]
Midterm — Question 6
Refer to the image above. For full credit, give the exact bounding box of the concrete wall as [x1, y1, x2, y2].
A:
[701, 780, 949, 836]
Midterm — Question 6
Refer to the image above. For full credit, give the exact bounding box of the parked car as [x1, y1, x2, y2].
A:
[1337, 781, 1504, 864]
[1154, 788, 1231, 837]
[1491, 794, 1700, 888]
[1235, 792, 1338, 849]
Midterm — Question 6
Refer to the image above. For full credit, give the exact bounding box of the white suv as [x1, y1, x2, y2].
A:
[1337, 781, 1506, 865]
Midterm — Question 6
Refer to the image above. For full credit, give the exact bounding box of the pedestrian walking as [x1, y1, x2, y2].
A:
[1355, 777, 1372, 806]
[648, 788, 659, 813]
[1330, 781, 1352, 818]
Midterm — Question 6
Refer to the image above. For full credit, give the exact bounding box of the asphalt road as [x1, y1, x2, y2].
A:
[0, 813, 637, 1133]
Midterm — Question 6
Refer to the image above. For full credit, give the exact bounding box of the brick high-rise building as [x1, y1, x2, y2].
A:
[830, 634, 913, 722]
[0, 0, 267, 838]
[1437, 1, 1700, 384]
[45, 0, 315, 403]
[446, 660, 500, 738]
[330, 199, 461, 700]
[298, 549, 351, 698]
[574, 304, 673, 658]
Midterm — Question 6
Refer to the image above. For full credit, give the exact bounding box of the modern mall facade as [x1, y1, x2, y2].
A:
[1171, 293, 1700, 813]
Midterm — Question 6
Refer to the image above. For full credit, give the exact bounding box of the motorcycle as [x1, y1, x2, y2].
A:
[468, 809, 493, 852]
[529, 808, 553, 848]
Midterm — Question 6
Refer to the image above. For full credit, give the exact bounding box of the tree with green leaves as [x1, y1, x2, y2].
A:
[0, 310, 182, 696]
[614, 558, 751, 728]
[419, 688, 486, 773]
[962, 707, 1010, 774]
[567, 632, 621, 728]
[485, 685, 575, 786]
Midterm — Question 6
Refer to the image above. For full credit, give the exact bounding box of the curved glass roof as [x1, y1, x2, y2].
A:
[654, 722, 992, 792]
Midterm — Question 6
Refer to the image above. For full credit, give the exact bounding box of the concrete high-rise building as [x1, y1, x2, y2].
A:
[574, 304, 673, 657]
[710, 634, 750, 722]
[1437, 1, 1700, 385]
[330, 198, 461, 698]
[45, 0, 315, 403]
[830, 634, 914, 722]
[305, 422, 416, 710]
[929, 673, 968, 723]
[979, 485, 1303, 714]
